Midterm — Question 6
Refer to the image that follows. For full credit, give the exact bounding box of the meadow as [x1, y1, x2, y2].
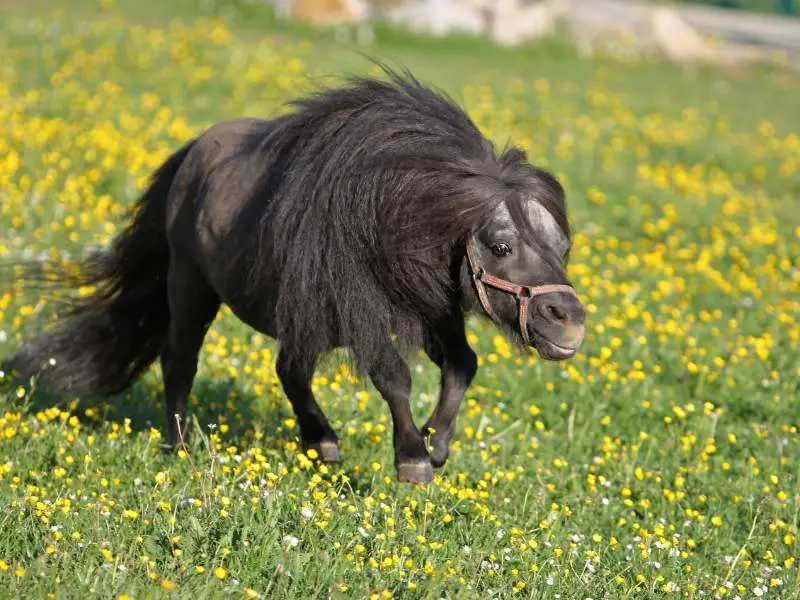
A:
[0, 1, 799, 598]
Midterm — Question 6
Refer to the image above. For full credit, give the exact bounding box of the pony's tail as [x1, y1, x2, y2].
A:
[4, 141, 195, 396]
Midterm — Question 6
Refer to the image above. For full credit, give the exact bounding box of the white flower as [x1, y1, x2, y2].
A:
[753, 587, 765, 597]
[282, 535, 299, 548]
[463, 545, 471, 555]
[300, 507, 313, 519]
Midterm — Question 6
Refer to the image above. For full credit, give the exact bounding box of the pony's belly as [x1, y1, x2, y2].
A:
[211, 275, 279, 339]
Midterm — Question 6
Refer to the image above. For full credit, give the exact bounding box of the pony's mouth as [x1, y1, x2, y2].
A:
[532, 334, 579, 360]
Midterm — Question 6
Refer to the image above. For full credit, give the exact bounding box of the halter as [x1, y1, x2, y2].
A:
[465, 235, 577, 345]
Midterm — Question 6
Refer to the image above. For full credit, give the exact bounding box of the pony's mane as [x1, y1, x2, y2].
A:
[238, 66, 568, 370]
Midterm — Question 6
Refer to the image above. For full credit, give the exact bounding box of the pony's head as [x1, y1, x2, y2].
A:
[460, 151, 585, 360]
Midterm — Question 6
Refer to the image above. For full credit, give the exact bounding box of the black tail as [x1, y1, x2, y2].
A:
[4, 142, 195, 396]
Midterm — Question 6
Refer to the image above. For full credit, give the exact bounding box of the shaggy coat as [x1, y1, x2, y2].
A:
[4, 67, 582, 482]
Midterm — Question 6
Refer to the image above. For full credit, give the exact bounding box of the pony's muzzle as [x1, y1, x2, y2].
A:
[530, 292, 585, 359]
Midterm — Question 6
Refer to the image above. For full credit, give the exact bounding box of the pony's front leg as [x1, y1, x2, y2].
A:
[276, 349, 339, 462]
[422, 317, 478, 468]
[368, 341, 433, 484]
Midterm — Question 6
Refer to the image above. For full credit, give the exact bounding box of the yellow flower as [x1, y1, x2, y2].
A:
[214, 567, 227, 580]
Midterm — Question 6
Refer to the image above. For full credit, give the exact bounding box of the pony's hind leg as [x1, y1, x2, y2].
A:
[161, 260, 220, 448]
[276, 350, 340, 462]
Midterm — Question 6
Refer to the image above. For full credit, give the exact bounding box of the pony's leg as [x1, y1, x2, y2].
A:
[161, 260, 220, 448]
[368, 341, 433, 484]
[276, 350, 339, 462]
[422, 317, 478, 468]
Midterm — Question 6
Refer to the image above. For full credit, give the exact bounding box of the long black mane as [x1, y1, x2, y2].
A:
[237, 67, 569, 370]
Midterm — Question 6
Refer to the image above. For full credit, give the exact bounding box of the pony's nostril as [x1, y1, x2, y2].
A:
[547, 304, 567, 322]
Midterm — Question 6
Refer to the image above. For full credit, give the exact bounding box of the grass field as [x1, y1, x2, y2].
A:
[1, 1, 799, 598]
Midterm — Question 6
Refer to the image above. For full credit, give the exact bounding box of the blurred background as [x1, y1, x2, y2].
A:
[255, 0, 800, 68]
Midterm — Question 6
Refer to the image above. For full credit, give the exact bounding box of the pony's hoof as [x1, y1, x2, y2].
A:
[397, 461, 434, 484]
[427, 439, 449, 469]
[430, 451, 448, 469]
[309, 440, 340, 463]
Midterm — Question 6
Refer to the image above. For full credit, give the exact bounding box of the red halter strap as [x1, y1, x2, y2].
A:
[465, 235, 576, 345]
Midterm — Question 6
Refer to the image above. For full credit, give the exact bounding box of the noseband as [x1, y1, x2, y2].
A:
[465, 235, 577, 345]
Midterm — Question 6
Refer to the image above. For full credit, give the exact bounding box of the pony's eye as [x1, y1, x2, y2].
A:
[490, 243, 512, 257]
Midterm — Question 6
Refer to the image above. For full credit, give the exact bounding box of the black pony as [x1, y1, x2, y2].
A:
[6, 68, 585, 483]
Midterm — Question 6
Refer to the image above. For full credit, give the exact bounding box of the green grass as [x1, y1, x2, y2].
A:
[0, 1, 799, 598]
